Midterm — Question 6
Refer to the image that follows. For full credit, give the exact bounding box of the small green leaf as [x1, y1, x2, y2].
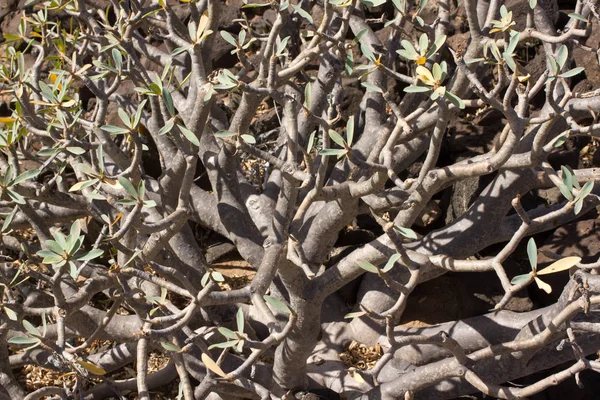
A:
[553, 131, 569, 148]
[118, 177, 140, 199]
[11, 169, 40, 186]
[361, 82, 382, 93]
[7, 336, 40, 345]
[218, 327, 237, 339]
[177, 124, 200, 146]
[240, 134, 256, 144]
[575, 181, 594, 201]
[382, 253, 401, 272]
[444, 91, 465, 109]
[574, 198, 584, 215]
[236, 308, 244, 334]
[511, 273, 531, 285]
[101, 125, 131, 135]
[263, 295, 291, 314]
[404, 85, 430, 93]
[356, 260, 379, 273]
[292, 4, 313, 24]
[559, 67, 584, 78]
[557, 182, 574, 201]
[215, 131, 237, 138]
[76, 249, 104, 261]
[208, 340, 239, 350]
[529, 0, 537, 8]
[220, 30, 238, 47]
[3, 307, 17, 321]
[394, 225, 417, 239]
[319, 149, 347, 156]
[161, 342, 182, 352]
[23, 320, 40, 337]
[527, 238, 537, 271]
[346, 117, 355, 147]
[568, 13, 586, 22]
[328, 130, 346, 148]
[6, 189, 25, 204]
[304, 82, 312, 109]
[556, 45, 568, 70]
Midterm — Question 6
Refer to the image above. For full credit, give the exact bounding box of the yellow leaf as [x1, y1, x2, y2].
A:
[201, 353, 226, 377]
[537, 256, 581, 276]
[416, 66, 435, 86]
[348, 368, 366, 384]
[76, 360, 107, 375]
[534, 277, 552, 294]
[0, 117, 16, 124]
[489, 27, 502, 34]
[196, 11, 209, 42]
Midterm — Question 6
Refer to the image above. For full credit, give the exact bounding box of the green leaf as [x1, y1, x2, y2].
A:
[45, 239, 65, 255]
[101, 125, 130, 135]
[42, 254, 64, 264]
[328, 130, 346, 148]
[161, 342, 182, 352]
[306, 130, 316, 153]
[575, 180, 594, 201]
[220, 30, 238, 47]
[356, 260, 379, 273]
[118, 108, 132, 129]
[553, 131, 569, 148]
[394, 225, 417, 239]
[215, 131, 237, 139]
[529, 0, 537, 8]
[304, 82, 312, 109]
[319, 149, 347, 156]
[276, 36, 290, 56]
[158, 119, 175, 135]
[404, 85, 430, 93]
[557, 182, 574, 201]
[400, 40, 418, 59]
[361, 82, 382, 93]
[353, 28, 368, 45]
[23, 319, 40, 337]
[1, 206, 18, 232]
[527, 238, 537, 271]
[263, 295, 291, 314]
[11, 169, 40, 186]
[177, 124, 200, 146]
[382, 253, 401, 272]
[574, 198, 584, 215]
[67, 147, 86, 155]
[346, 117, 355, 147]
[7, 336, 40, 345]
[208, 340, 239, 350]
[559, 67, 585, 78]
[118, 176, 140, 199]
[162, 88, 175, 116]
[6, 189, 25, 204]
[344, 311, 367, 319]
[218, 327, 237, 339]
[361, 0, 386, 6]
[561, 165, 573, 190]
[511, 273, 531, 285]
[568, 12, 587, 22]
[76, 249, 104, 261]
[3, 307, 17, 321]
[240, 134, 256, 144]
[292, 4, 313, 24]
[236, 308, 244, 334]
[556, 45, 568, 70]
[444, 91, 465, 109]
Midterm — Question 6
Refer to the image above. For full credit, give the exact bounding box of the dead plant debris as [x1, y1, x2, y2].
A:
[338, 341, 383, 370]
